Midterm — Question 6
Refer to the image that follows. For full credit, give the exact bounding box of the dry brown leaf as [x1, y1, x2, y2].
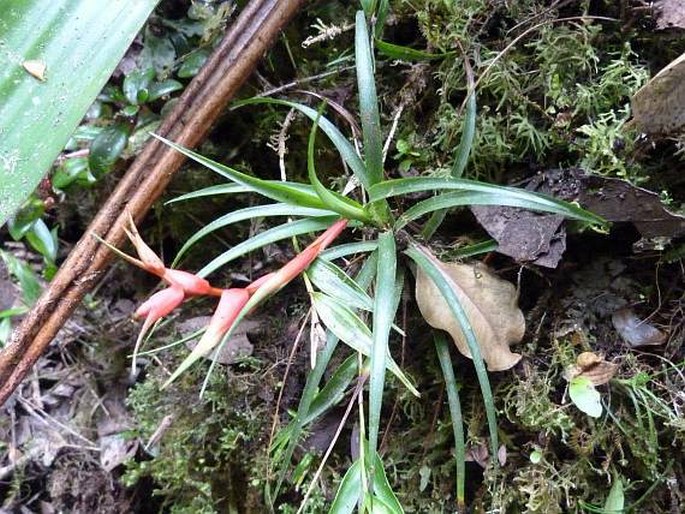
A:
[566, 351, 618, 386]
[415, 260, 524, 371]
[612, 308, 667, 347]
[631, 52, 685, 134]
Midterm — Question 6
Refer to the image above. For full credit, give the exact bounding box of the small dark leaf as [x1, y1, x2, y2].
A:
[89, 124, 131, 178]
[25, 219, 57, 263]
[140, 30, 177, 75]
[122, 67, 155, 105]
[52, 157, 95, 189]
[147, 79, 183, 101]
[178, 49, 210, 78]
[7, 197, 44, 240]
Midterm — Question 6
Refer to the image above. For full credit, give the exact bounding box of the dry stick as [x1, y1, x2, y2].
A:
[0, 0, 307, 407]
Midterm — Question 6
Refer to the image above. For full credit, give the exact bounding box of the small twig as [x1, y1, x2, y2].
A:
[144, 414, 175, 453]
[17, 396, 97, 447]
[266, 311, 310, 483]
[382, 104, 403, 165]
[256, 66, 354, 99]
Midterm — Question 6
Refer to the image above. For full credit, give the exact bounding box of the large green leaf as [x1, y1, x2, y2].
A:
[0, 0, 159, 227]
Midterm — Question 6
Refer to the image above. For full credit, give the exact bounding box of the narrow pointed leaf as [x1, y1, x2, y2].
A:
[307, 107, 371, 222]
[312, 291, 418, 397]
[400, 190, 578, 230]
[234, 97, 370, 189]
[272, 255, 378, 500]
[329, 459, 363, 514]
[603, 474, 624, 513]
[434, 332, 466, 508]
[421, 80, 476, 239]
[174, 204, 336, 266]
[405, 244, 498, 460]
[308, 258, 374, 311]
[304, 354, 358, 425]
[166, 183, 251, 203]
[355, 11, 383, 185]
[154, 135, 327, 208]
[320, 240, 378, 261]
[370, 177, 606, 225]
[197, 217, 338, 278]
[368, 231, 397, 458]
[371, 453, 404, 513]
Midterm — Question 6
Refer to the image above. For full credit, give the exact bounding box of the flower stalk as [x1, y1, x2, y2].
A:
[96, 214, 348, 383]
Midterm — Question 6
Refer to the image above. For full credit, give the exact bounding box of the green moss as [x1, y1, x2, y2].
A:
[123, 360, 271, 512]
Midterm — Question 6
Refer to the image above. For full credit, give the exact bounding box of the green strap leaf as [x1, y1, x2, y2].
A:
[370, 177, 606, 225]
[308, 258, 374, 312]
[271, 254, 379, 501]
[368, 231, 397, 458]
[311, 291, 418, 397]
[399, 190, 586, 230]
[166, 183, 251, 203]
[154, 135, 327, 209]
[329, 459, 363, 514]
[320, 240, 379, 261]
[173, 204, 336, 266]
[355, 10, 384, 186]
[307, 105, 371, 222]
[197, 217, 339, 278]
[0, 0, 159, 227]
[434, 332, 466, 508]
[405, 243, 498, 461]
[234, 97, 371, 190]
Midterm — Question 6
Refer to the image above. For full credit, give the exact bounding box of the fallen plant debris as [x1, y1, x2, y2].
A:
[471, 205, 566, 268]
[611, 307, 668, 347]
[415, 259, 524, 371]
[473, 169, 685, 267]
[631, 51, 685, 134]
[565, 351, 618, 386]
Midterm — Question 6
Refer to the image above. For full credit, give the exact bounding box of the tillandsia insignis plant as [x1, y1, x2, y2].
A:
[99, 6, 606, 512]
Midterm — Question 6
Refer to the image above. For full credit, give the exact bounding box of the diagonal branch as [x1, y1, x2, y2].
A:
[0, 0, 307, 406]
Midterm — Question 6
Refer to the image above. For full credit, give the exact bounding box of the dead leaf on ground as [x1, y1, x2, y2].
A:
[471, 206, 566, 268]
[655, 0, 685, 30]
[565, 351, 618, 386]
[181, 316, 258, 364]
[465, 443, 507, 468]
[612, 307, 668, 347]
[632, 51, 685, 134]
[472, 169, 685, 267]
[415, 259, 524, 371]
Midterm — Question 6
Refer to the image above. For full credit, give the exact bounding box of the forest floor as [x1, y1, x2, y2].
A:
[1, 1, 685, 513]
